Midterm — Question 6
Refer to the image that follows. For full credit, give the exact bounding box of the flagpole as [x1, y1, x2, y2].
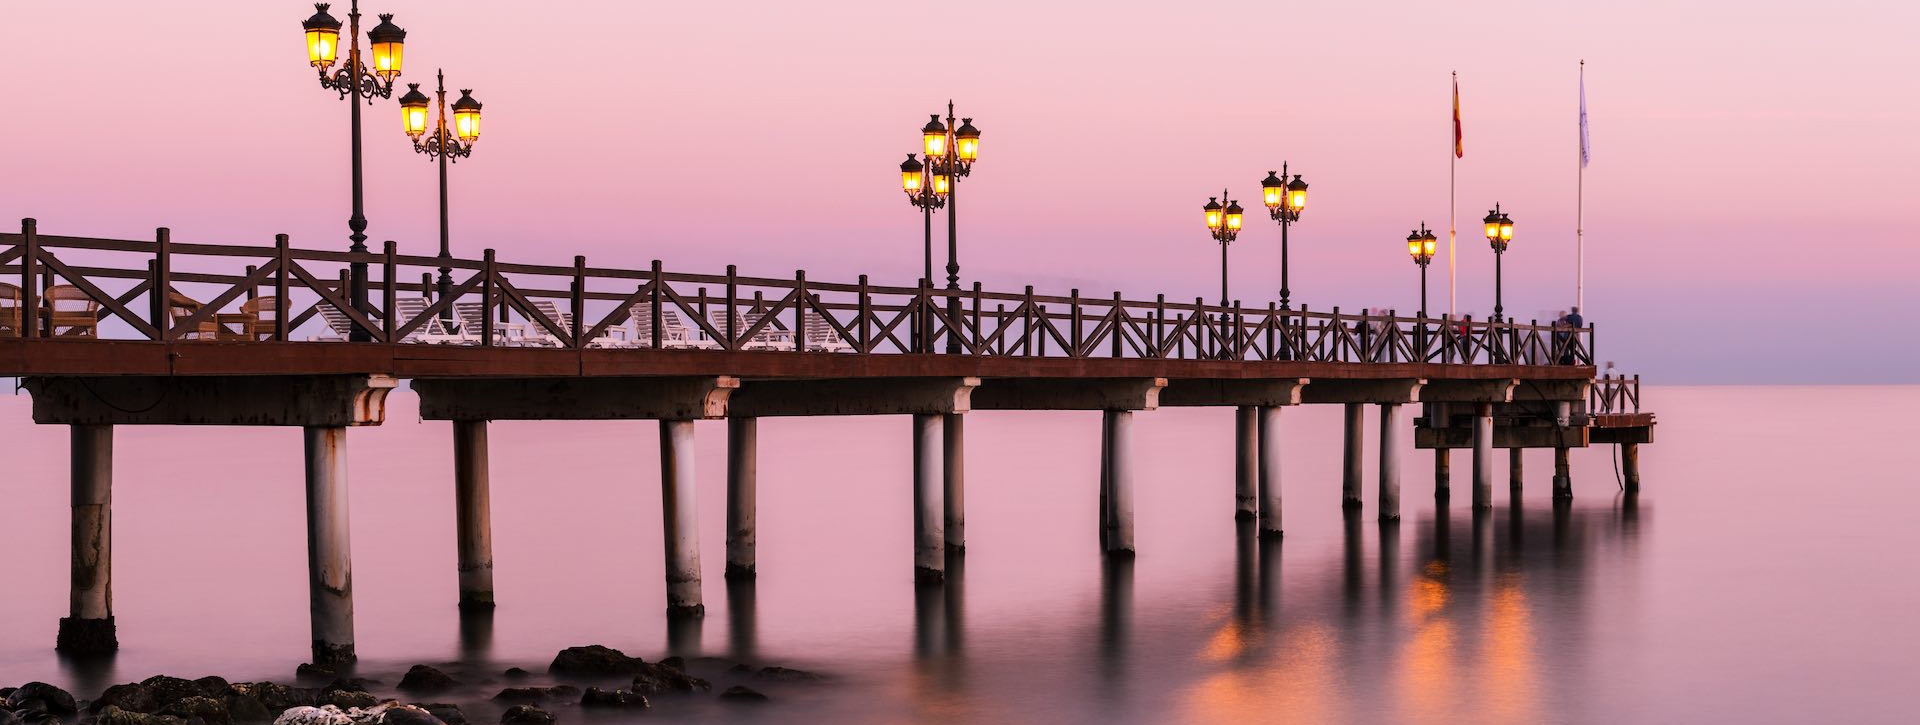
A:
[1577, 60, 1586, 312]
[1448, 71, 1457, 317]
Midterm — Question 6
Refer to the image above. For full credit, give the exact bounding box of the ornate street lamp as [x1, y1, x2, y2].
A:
[896, 103, 979, 353]
[1406, 222, 1437, 317]
[400, 70, 481, 331]
[1203, 190, 1245, 308]
[1259, 164, 1308, 309]
[1483, 204, 1515, 321]
[303, 1, 407, 340]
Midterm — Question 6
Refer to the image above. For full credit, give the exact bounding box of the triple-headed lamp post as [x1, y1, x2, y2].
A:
[399, 72, 482, 330]
[1258, 164, 1309, 308]
[1202, 191, 1246, 308]
[915, 104, 980, 354]
[303, 1, 407, 341]
[1482, 204, 1515, 321]
[1406, 222, 1437, 317]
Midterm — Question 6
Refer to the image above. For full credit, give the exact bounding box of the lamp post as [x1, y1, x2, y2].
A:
[1407, 222, 1437, 317]
[1258, 164, 1309, 308]
[303, 1, 407, 341]
[1482, 204, 1515, 321]
[399, 71, 482, 331]
[1202, 190, 1245, 307]
[915, 104, 980, 354]
[898, 153, 948, 352]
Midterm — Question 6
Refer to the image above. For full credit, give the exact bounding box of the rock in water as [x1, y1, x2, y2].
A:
[140, 678, 201, 709]
[223, 693, 272, 724]
[496, 706, 552, 725]
[229, 684, 315, 712]
[416, 705, 465, 725]
[193, 678, 234, 699]
[578, 689, 648, 709]
[396, 667, 456, 695]
[272, 706, 352, 725]
[373, 705, 442, 725]
[5, 683, 78, 717]
[752, 666, 824, 682]
[93, 705, 188, 725]
[320, 692, 377, 711]
[293, 666, 335, 684]
[627, 663, 711, 696]
[159, 695, 231, 725]
[92, 683, 161, 714]
[499, 669, 528, 681]
[718, 686, 769, 703]
[488, 688, 578, 706]
[546, 646, 643, 678]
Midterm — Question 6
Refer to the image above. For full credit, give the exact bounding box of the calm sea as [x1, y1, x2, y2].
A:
[0, 385, 1912, 724]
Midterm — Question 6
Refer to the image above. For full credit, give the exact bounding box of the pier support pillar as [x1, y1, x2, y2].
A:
[912, 414, 945, 583]
[1622, 443, 1641, 495]
[1434, 449, 1451, 501]
[1102, 410, 1136, 555]
[1552, 446, 1573, 501]
[660, 420, 705, 617]
[1471, 404, 1493, 510]
[1377, 404, 1401, 522]
[1234, 406, 1258, 520]
[944, 412, 966, 553]
[1256, 406, 1283, 537]
[1509, 448, 1525, 495]
[726, 417, 757, 579]
[1342, 403, 1364, 510]
[304, 426, 356, 665]
[453, 420, 495, 611]
[57, 424, 116, 655]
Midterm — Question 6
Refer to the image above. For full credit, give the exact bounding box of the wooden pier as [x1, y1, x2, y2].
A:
[0, 220, 1653, 663]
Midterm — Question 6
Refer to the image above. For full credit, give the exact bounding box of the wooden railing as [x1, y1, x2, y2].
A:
[0, 220, 1593, 366]
[1590, 374, 1640, 413]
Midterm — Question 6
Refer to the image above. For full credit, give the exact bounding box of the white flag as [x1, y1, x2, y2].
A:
[1579, 66, 1590, 167]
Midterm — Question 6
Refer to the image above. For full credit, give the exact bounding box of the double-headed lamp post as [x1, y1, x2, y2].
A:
[916, 105, 981, 354]
[1406, 222, 1437, 317]
[898, 154, 947, 353]
[1258, 164, 1309, 308]
[303, 1, 407, 341]
[399, 72, 482, 330]
[1202, 191, 1246, 308]
[1482, 204, 1515, 321]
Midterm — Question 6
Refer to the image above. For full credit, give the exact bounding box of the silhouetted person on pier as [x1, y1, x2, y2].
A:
[1560, 306, 1584, 364]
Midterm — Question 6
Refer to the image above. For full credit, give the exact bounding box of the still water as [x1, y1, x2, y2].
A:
[0, 385, 1913, 723]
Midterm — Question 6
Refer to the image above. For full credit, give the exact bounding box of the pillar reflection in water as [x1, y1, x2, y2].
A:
[666, 612, 702, 657]
[1098, 555, 1134, 685]
[726, 575, 757, 663]
[457, 607, 493, 664]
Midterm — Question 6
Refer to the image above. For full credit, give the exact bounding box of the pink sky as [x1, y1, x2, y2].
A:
[2, 1, 1914, 382]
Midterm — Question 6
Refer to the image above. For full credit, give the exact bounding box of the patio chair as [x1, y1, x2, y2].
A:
[631, 301, 712, 349]
[800, 304, 854, 352]
[0, 282, 21, 337]
[392, 297, 460, 344]
[44, 285, 100, 338]
[455, 302, 531, 345]
[166, 291, 220, 340]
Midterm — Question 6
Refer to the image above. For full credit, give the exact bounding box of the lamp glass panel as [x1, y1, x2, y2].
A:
[404, 106, 429, 136]
[371, 41, 403, 78]
[902, 170, 923, 192]
[454, 109, 481, 141]
[924, 133, 947, 158]
[307, 29, 339, 67]
[956, 137, 978, 161]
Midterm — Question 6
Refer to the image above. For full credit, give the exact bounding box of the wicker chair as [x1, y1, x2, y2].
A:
[167, 291, 220, 340]
[0, 282, 20, 337]
[239, 296, 279, 340]
[44, 285, 100, 337]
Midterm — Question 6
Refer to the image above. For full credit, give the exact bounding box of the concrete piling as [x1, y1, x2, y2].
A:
[1552, 446, 1573, 501]
[1102, 410, 1136, 555]
[1434, 449, 1451, 501]
[944, 412, 966, 553]
[726, 417, 757, 578]
[452, 420, 495, 611]
[1342, 403, 1364, 510]
[1256, 405, 1283, 537]
[1377, 403, 1401, 522]
[912, 413, 945, 583]
[1622, 443, 1641, 494]
[57, 424, 116, 654]
[1509, 447, 1525, 494]
[303, 426, 356, 665]
[659, 419, 705, 616]
[1234, 406, 1258, 520]
[1471, 403, 1493, 510]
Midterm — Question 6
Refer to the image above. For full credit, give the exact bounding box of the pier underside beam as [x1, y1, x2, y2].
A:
[971, 377, 1165, 411]
[58, 423, 116, 655]
[415, 376, 737, 420]
[728, 377, 979, 417]
[1158, 378, 1308, 407]
[1419, 378, 1518, 403]
[1510, 379, 1592, 402]
[1301, 378, 1422, 405]
[26, 375, 395, 426]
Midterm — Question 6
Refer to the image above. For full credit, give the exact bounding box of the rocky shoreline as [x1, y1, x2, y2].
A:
[1, 646, 823, 725]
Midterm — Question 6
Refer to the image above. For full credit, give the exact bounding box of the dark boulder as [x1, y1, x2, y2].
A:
[627, 664, 709, 696]
[6, 682, 78, 717]
[292, 665, 335, 684]
[752, 666, 824, 682]
[319, 680, 377, 696]
[93, 706, 187, 725]
[498, 670, 528, 682]
[718, 686, 769, 703]
[374, 705, 442, 725]
[546, 646, 642, 678]
[655, 657, 685, 672]
[227, 684, 313, 712]
[319, 691, 376, 711]
[139, 678, 199, 709]
[496, 706, 551, 725]
[395, 667, 455, 695]
[416, 705, 465, 725]
[220, 693, 270, 725]
[191, 679, 231, 700]
[0, 709, 19, 725]
[578, 689, 647, 709]
[158, 696, 228, 725]
[91, 684, 160, 714]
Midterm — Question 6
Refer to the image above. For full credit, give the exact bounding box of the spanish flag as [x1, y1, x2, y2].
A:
[1452, 75, 1464, 158]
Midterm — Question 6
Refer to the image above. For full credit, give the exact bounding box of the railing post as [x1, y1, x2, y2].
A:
[856, 274, 869, 353]
[1023, 285, 1035, 356]
[20, 219, 38, 338]
[918, 278, 932, 353]
[153, 228, 174, 340]
[972, 281, 983, 355]
[1069, 289, 1082, 358]
[275, 235, 291, 342]
[481, 249, 496, 347]
[1154, 294, 1166, 357]
[649, 260, 664, 350]
[572, 256, 586, 348]
[794, 269, 808, 353]
[993, 303, 1006, 355]
[1232, 300, 1244, 361]
[726, 265, 739, 351]
[382, 241, 397, 344]
[1112, 291, 1124, 358]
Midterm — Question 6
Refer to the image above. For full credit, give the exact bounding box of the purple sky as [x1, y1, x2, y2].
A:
[2, 1, 1914, 382]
